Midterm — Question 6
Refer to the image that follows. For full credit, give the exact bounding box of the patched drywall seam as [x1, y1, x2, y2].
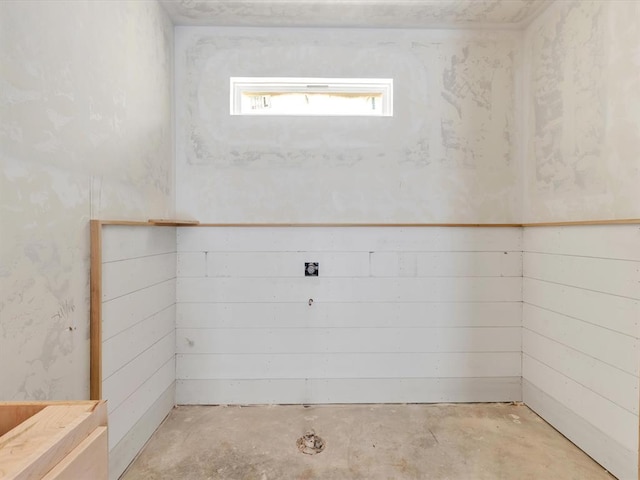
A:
[175, 27, 521, 223]
[522, 0, 640, 222]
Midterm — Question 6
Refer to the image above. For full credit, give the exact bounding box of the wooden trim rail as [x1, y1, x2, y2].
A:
[521, 218, 640, 227]
[92, 218, 640, 228]
[89, 220, 102, 400]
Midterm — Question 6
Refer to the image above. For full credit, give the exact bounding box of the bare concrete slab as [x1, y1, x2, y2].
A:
[122, 403, 614, 480]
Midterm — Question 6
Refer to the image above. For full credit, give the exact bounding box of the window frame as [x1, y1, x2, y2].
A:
[230, 77, 393, 117]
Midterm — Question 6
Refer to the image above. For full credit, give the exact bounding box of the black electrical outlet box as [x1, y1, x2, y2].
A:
[305, 262, 319, 276]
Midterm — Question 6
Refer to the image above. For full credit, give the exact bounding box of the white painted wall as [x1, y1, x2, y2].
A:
[101, 225, 177, 480]
[175, 27, 520, 223]
[176, 227, 523, 404]
[522, 225, 640, 480]
[521, 0, 640, 222]
[0, 1, 174, 400]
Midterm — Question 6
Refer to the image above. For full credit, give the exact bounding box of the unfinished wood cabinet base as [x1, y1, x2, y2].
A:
[0, 401, 108, 480]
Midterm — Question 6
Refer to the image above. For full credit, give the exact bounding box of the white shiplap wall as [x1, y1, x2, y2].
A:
[100, 225, 177, 480]
[522, 225, 640, 480]
[175, 227, 523, 404]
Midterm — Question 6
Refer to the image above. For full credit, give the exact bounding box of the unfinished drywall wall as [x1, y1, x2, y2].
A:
[175, 27, 520, 223]
[176, 227, 523, 404]
[522, 0, 640, 222]
[0, 0, 174, 400]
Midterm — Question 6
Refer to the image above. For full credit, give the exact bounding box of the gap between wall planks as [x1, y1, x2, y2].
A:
[88, 217, 640, 480]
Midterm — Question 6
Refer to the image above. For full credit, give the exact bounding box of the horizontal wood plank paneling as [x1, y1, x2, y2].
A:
[100, 225, 176, 479]
[177, 277, 522, 303]
[102, 225, 176, 263]
[523, 356, 637, 451]
[97, 223, 639, 479]
[103, 331, 176, 414]
[207, 252, 371, 278]
[523, 278, 639, 338]
[102, 279, 176, 341]
[524, 381, 636, 480]
[102, 253, 176, 302]
[108, 357, 175, 451]
[176, 302, 523, 329]
[524, 224, 640, 261]
[102, 305, 175, 380]
[177, 227, 522, 253]
[176, 327, 521, 354]
[523, 304, 638, 376]
[177, 378, 522, 405]
[370, 251, 522, 277]
[176, 227, 523, 404]
[177, 252, 207, 277]
[197, 251, 522, 278]
[176, 352, 521, 380]
[522, 225, 639, 480]
[524, 252, 640, 299]
[108, 383, 175, 480]
[522, 329, 637, 414]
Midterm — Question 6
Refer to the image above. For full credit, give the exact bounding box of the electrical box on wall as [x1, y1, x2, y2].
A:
[305, 262, 319, 276]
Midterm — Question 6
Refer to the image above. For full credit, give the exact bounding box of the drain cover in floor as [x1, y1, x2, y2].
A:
[297, 430, 325, 455]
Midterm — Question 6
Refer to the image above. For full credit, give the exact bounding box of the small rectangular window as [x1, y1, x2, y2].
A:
[230, 77, 393, 117]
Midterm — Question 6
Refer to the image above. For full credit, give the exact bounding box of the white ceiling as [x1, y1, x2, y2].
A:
[159, 0, 552, 29]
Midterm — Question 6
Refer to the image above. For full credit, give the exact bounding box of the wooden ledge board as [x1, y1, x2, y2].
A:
[0, 401, 107, 480]
[96, 220, 522, 227]
[522, 218, 640, 227]
[194, 222, 522, 227]
[93, 219, 640, 227]
[148, 218, 200, 226]
[96, 219, 199, 226]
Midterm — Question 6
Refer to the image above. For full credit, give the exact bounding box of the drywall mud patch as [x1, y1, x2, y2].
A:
[175, 27, 521, 223]
[522, 0, 640, 221]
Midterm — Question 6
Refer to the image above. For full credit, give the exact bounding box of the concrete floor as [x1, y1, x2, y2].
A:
[122, 404, 614, 480]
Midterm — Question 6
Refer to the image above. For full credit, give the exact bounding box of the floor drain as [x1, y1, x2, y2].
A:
[297, 430, 325, 455]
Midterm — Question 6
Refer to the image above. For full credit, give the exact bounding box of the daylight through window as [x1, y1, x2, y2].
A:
[230, 77, 393, 116]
